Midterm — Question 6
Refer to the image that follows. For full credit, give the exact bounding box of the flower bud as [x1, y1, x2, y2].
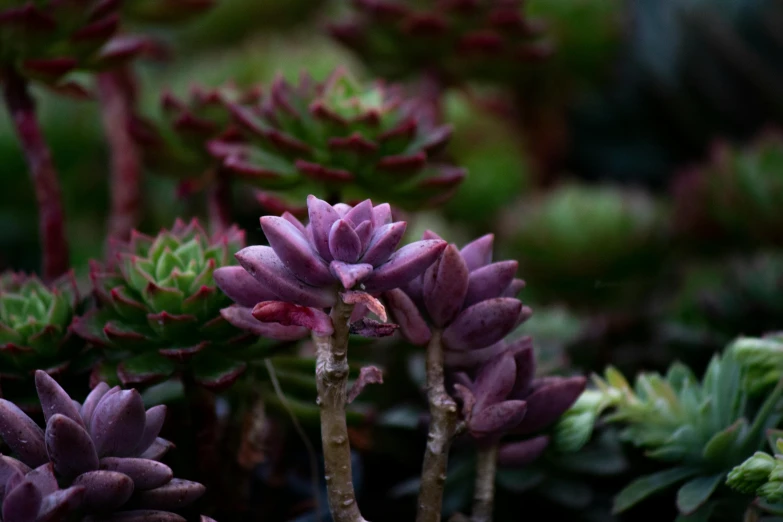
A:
[727, 452, 776, 494]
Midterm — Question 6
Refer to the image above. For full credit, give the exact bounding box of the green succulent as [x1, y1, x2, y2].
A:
[728, 436, 783, 517]
[506, 183, 667, 306]
[568, 343, 783, 519]
[72, 218, 253, 390]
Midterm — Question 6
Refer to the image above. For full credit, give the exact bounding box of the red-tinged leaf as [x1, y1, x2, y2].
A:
[70, 14, 118, 42]
[219, 305, 309, 341]
[21, 58, 78, 81]
[404, 12, 448, 35]
[383, 289, 430, 346]
[109, 286, 148, 321]
[349, 318, 399, 338]
[0, 5, 55, 30]
[377, 152, 426, 175]
[347, 366, 384, 403]
[157, 342, 209, 362]
[191, 353, 246, 392]
[296, 160, 354, 182]
[328, 133, 379, 155]
[255, 191, 308, 218]
[252, 301, 333, 336]
[117, 353, 176, 386]
[146, 311, 198, 341]
[341, 291, 387, 321]
[264, 129, 313, 157]
[458, 31, 504, 53]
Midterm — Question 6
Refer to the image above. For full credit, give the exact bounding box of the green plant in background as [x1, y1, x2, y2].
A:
[503, 183, 667, 307]
[557, 340, 783, 520]
[727, 434, 783, 518]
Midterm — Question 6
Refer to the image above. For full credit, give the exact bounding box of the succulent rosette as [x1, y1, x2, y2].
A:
[0, 0, 146, 93]
[452, 338, 585, 465]
[215, 195, 447, 336]
[384, 231, 530, 366]
[72, 218, 302, 390]
[0, 271, 89, 406]
[0, 371, 203, 521]
[328, 0, 550, 85]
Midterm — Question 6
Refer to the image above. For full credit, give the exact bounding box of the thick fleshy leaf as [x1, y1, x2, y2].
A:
[460, 234, 494, 271]
[139, 439, 174, 462]
[497, 436, 550, 467]
[213, 266, 278, 307]
[307, 195, 340, 262]
[191, 353, 247, 392]
[100, 458, 173, 491]
[219, 305, 309, 340]
[511, 340, 536, 394]
[26, 463, 57, 496]
[2, 480, 42, 522]
[117, 353, 176, 387]
[676, 474, 724, 515]
[252, 301, 333, 335]
[362, 240, 446, 293]
[46, 414, 99, 479]
[74, 470, 134, 511]
[473, 352, 517, 411]
[235, 246, 336, 308]
[613, 467, 697, 514]
[330, 261, 373, 290]
[329, 219, 362, 263]
[361, 222, 407, 267]
[443, 342, 508, 369]
[469, 400, 528, 438]
[84, 510, 186, 522]
[383, 289, 430, 345]
[514, 377, 586, 434]
[463, 261, 518, 308]
[261, 216, 333, 286]
[136, 406, 167, 455]
[81, 383, 111, 427]
[441, 298, 523, 351]
[0, 456, 30, 499]
[341, 290, 386, 321]
[35, 370, 84, 427]
[38, 485, 85, 522]
[347, 366, 384, 403]
[89, 389, 146, 457]
[422, 244, 469, 327]
[0, 399, 47, 467]
[349, 318, 399, 337]
[343, 199, 373, 226]
[134, 479, 206, 510]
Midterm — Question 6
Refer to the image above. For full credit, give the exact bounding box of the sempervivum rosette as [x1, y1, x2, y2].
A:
[384, 232, 530, 365]
[0, 271, 88, 408]
[0, 371, 203, 521]
[328, 0, 550, 85]
[215, 195, 447, 335]
[72, 218, 305, 390]
[451, 338, 585, 465]
[0, 0, 146, 93]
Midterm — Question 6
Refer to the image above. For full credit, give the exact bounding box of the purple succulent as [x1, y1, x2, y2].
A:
[215, 195, 447, 335]
[451, 338, 586, 466]
[0, 371, 203, 520]
[384, 232, 530, 361]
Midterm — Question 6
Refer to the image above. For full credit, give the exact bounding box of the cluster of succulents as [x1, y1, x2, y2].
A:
[139, 69, 465, 212]
[71, 219, 260, 390]
[329, 0, 551, 86]
[0, 371, 203, 521]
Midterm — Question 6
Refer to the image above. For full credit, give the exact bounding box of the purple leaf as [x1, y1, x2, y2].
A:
[73, 470, 134, 512]
[261, 216, 333, 286]
[220, 305, 309, 340]
[341, 290, 386, 321]
[139, 439, 173, 462]
[213, 266, 278, 307]
[460, 234, 494, 271]
[343, 199, 373, 226]
[252, 301, 333, 335]
[89, 390, 146, 457]
[422, 244, 469, 327]
[2, 480, 42, 522]
[349, 318, 399, 337]
[503, 278, 526, 298]
[330, 261, 373, 289]
[0, 456, 30, 499]
[463, 261, 518, 308]
[362, 240, 447, 293]
[46, 414, 99, 479]
[360, 222, 407, 267]
[347, 366, 384, 403]
[383, 289, 431, 345]
[441, 298, 523, 351]
[452, 383, 476, 421]
[443, 342, 507, 369]
[235, 246, 336, 308]
[469, 400, 528, 439]
[38, 486, 85, 522]
[100, 457, 173, 491]
[35, 370, 84, 427]
[81, 384, 115, 427]
[83, 510, 186, 522]
[510, 339, 536, 395]
[514, 377, 587, 434]
[135, 406, 167, 455]
[329, 219, 362, 263]
[497, 436, 550, 467]
[26, 463, 57, 496]
[354, 221, 373, 251]
[372, 203, 392, 228]
[0, 399, 47, 467]
[473, 352, 517, 411]
[134, 479, 205, 510]
[307, 195, 340, 262]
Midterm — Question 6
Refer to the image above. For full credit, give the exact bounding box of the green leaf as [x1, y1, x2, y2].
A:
[703, 418, 747, 463]
[676, 474, 725, 515]
[155, 248, 183, 281]
[117, 352, 176, 386]
[191, 353, 246, 391]
[674, 501, 715, 522]
[495, 468, 545, 493]
[613, 467, 698, 514]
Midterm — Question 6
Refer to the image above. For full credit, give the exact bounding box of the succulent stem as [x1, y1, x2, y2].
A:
[313, 297, 366, 522]
[416, 329, 459, 522]
[471, 444, 498, 522]
[207, 168, 232, 233]
[182, 373, 221, 510]
[2, 66, 69, 280]
[98, 68, 143, 242]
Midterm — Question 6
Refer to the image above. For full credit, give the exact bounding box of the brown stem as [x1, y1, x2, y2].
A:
[182, 375, 221, 510]
[97, 68, 142, 242]
[2, 66, 69, 280]
[313, 297, 367, 522]
[471, 445, 498, 522]
[208, 168, 232, 233]
[416, 330, 458, 522]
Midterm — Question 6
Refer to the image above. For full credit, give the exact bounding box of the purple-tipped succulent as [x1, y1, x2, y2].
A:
[451, 338, 586, 466]
[0, 371, 203, 520]
[215, 195, 447, 335]
[384, 232, 530, 362]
